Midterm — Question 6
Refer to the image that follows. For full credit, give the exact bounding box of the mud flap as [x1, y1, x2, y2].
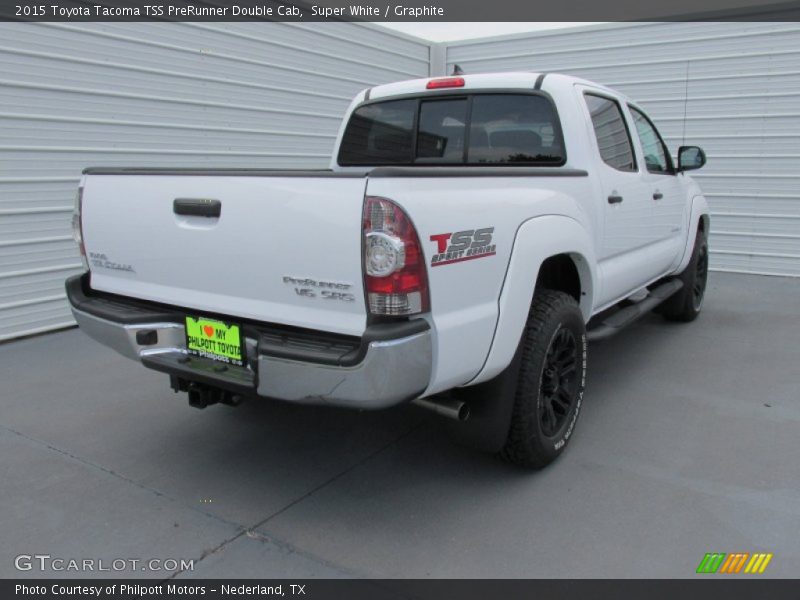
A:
[445, 333, 525, 454]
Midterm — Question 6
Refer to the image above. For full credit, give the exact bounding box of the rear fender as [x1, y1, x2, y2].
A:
[469, 215, 595, 386]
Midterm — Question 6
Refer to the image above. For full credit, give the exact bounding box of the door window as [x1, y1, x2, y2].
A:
[584, 94, 636, 172]
[629, 106, 673, 174]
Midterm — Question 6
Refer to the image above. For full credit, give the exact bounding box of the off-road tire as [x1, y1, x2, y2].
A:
[660, 226, 708, 322]
[500, 289, 587, 468]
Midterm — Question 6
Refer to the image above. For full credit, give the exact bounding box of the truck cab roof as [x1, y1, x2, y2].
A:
[364, 72, 627, 103]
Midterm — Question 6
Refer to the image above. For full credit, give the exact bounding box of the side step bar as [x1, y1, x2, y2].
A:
[587, 279, 683, 341]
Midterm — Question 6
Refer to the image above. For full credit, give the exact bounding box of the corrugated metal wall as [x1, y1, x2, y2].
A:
[0, 22, 431, 341]
[444, 22, 800, 277]
[3, 22, 798, 341]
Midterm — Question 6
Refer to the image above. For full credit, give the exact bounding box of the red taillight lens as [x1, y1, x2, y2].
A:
[426, 77, 465, 89]
[363, 196, 429, 316]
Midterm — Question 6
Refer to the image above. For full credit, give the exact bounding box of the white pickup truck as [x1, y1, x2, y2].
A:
[66, 72, 709, 467]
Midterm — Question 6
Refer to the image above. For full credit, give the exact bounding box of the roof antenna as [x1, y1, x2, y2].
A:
[452, 64, 464, 76]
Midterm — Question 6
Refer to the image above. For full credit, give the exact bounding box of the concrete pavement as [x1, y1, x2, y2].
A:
[1, 272, 797, 578]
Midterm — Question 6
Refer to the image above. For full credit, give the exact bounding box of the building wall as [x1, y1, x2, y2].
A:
[444, 22, 800, 277]
[0, 22, 431, 341]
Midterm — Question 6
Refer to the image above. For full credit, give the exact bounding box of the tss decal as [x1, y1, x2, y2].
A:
[429, 227, 496, 267]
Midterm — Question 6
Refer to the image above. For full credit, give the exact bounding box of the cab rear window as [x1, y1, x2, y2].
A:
[337, 99, 415, 165]
[337, 93, 566, 167]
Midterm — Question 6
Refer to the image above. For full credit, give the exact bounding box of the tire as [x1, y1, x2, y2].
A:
[500, 289, 587, 468]
[660, 226, 708, 322]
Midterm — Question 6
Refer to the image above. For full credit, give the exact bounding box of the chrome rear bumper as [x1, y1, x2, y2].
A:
[256, 331, 431, 408]
[67, 275, 431, 409]
[71, 310, 185, 361]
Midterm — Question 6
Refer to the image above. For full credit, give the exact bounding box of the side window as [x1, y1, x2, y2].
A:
[584, 94, 636, 172]
[629, 106, 673, 174]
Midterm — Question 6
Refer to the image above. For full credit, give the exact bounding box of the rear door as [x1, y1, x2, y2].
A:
[579, 89, 654, 305]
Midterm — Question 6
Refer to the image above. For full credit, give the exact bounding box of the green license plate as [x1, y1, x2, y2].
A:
[184, 316, 244, 366]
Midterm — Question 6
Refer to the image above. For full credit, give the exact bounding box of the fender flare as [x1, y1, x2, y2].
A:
[674, 194, 710, 274]
[469, 214, 596, 386]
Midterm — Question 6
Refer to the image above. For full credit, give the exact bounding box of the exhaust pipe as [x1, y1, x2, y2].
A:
[412, 396, 470, 421]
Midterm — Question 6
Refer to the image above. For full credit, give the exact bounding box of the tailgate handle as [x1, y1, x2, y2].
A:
[173, 198, 221, 218]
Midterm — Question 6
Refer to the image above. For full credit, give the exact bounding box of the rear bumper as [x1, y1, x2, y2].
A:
[66, 274, 432, 409]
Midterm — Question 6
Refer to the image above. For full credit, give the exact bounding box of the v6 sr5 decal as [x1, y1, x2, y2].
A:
[429, 227, 496, 267]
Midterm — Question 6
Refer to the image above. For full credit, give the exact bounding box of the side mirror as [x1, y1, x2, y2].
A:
[678, 146, 706, 172]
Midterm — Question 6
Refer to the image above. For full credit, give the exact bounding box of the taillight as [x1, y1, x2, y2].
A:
[71, 185, 88, 271]
[363, 196, 429, 316]
[426, 77, 465, 89]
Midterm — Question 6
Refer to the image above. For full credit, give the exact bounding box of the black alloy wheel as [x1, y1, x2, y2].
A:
[692, 243, 708, 311]
[539, 327, 579, 437]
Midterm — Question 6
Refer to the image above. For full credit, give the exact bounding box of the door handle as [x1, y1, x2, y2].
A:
[653, 192, 664, 200]
[173, 198, 221, 218]
[607, 195, 623, 204]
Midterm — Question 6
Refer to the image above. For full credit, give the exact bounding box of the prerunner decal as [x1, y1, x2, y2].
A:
[282, 276, 356, 302]
[429, 227, 496, 267]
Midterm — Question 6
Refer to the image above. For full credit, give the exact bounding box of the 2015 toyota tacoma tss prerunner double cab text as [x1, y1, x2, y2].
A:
[66, 72, 710, 467]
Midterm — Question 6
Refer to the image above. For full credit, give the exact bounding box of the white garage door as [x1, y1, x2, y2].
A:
[445, 22, 800, 277]
[0, 22, 431, 341]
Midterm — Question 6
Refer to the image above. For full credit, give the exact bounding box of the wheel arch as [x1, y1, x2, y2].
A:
[535, 252, 594, 319]
[675, 194, 710, 274]
[468, 215, 595, 386]
[698, 212, 710, 237]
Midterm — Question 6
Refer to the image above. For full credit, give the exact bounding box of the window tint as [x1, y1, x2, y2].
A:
[629, 106, 672, 173]
[338, 99, 415, 165]
[338, 94, 565, 167]
[585, 94, 636, 172]
[467, 95, 565, 164]
[416, 99, 467, 163]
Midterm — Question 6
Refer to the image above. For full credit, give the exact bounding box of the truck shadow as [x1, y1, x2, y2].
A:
[149, 310, 671, 518]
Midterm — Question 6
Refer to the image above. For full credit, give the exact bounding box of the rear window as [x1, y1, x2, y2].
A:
[337, 99, 416, 165]
[338, 93, 565, 166]
[416, 98, 468, 163]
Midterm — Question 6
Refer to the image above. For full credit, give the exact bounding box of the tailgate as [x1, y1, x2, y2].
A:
[81, 173, 368, 336]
